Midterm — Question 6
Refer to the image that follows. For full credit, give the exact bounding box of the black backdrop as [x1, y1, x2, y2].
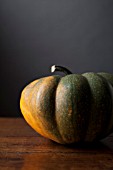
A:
[1, 0, 113, 116]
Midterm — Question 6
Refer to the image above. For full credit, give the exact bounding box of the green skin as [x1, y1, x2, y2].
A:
[21, 68, 113, 144]
[55, 73, 113, 143]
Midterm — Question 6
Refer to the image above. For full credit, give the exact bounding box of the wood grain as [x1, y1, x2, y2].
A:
[0, 118, 113, 170]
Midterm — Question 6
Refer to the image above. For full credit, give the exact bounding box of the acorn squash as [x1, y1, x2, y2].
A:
[20, 65, 113, 144]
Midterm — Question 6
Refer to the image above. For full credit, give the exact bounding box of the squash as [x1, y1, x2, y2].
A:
[20, 65, 113, 144]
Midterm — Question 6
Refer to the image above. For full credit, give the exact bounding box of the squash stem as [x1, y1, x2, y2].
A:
[51, 65, 72, 75]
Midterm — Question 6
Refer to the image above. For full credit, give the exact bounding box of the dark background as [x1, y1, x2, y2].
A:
[0, 0, 113, 117]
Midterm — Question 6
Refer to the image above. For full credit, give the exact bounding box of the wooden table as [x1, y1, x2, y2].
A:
[0, 118, 113, 170]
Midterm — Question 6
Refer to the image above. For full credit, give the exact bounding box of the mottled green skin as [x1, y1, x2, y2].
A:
[56, 74, 91, 143]
[20, 72, 113, 144]
[83, 73, 113, 141]
[55, 73, 113, 143]
[97, 73, 113, 135]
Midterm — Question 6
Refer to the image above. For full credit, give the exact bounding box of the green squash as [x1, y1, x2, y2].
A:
[20, 65, 113, 144]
